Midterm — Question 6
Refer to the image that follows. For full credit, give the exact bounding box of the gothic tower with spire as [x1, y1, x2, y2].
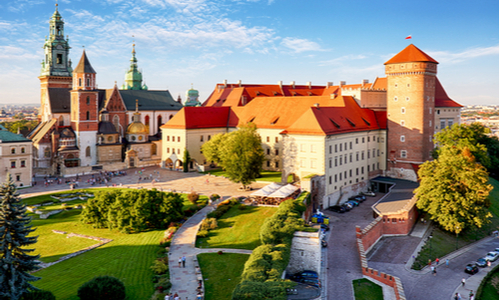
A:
[121, 43, 148, 90]
[39, 3, 73, 122]
[70, 50, 99, 167]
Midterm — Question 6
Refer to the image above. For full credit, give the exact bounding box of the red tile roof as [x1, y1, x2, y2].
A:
[160, 106, 231, 129]
[371, 77, 387, 90]
[384, 44, 438, 65]
[434, 78, 463, 108]
[281, 96, 384, 136]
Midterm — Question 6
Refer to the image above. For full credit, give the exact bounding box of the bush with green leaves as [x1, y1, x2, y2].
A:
[154, 277, 172, 293]
[150, 259, 169, 275]
[21, 290, 56, 300]
[77, 276, 126, 300]
[197, 230, 209, 238]
[200, 218, 218, 231]
[187, 192, 199, 204]
[80, 189, 184, 233]
[232, 280, 295, 300]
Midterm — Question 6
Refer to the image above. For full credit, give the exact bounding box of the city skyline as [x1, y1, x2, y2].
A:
[0, 0, 498, 105]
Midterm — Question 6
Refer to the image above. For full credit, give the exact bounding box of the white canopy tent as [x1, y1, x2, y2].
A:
[250, 182, 283, 197]
[267, 184, 299, 198]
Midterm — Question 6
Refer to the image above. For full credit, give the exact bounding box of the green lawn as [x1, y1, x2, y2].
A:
[197, 253, 249, 300]
[476, 265, 499, 300]
[20, 189, 205, 299]
[202, 169, 293, 183]
[352, 279, 384, 300]
[196, 205, 277, 250]
[412, 177, 499, 270]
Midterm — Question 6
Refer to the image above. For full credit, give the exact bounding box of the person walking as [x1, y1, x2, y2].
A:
[182, 255, 186, 268]
[435, 257, 440, 265]
[454, 293, 461, 300]
[462, 278, 466, 286]
[446, 259, 449, 267]
[179, 257, 182, 268]
[469, 290, 474, 300]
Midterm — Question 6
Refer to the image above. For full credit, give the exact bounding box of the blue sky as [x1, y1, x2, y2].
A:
[0, 0, 498, 106]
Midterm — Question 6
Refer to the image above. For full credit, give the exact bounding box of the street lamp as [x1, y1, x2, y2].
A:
[456, 226, 460, 250]
[429, 234, 433, 262]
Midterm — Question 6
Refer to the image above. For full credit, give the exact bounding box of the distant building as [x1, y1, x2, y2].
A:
[184, 86, 201, 107]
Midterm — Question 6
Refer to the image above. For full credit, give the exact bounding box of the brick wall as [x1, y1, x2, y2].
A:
[356, 219, 407, 300]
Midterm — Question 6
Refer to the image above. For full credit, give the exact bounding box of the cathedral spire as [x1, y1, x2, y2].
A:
[40, 3, 72, 77]
[121, 42, 144, 90]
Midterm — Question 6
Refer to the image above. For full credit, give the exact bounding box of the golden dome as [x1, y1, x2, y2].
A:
[126, 122, 148, 134]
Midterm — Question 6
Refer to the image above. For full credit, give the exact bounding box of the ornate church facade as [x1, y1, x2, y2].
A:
[29, 5, 183, 176]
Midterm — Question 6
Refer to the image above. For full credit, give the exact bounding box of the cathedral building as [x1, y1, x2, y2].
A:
[160, 44, 462, 209]
[29, 4, 183, 176]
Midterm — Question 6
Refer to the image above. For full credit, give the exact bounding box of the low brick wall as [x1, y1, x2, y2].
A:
[356, 218, 407, 300]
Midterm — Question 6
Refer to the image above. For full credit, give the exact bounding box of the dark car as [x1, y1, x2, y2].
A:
[347, 200, 360, 207]
[464, 264, 479, 275]
[299, 277, 321, 288]
[476, 258, 488, 267]
[341, 203, 352, 211]
[328, 205, 345, 213]
[292, 270, 319, 280]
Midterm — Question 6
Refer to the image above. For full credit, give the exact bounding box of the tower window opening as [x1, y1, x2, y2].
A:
[79, 78, 82, 87]
[57, 54, 62, 64]
[87, 78, 90, 87]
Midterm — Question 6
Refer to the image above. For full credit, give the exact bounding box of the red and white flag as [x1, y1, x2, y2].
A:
[405, 35, 412, 40]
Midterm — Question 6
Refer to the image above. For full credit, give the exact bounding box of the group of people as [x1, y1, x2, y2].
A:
[454, 289, 475, 300]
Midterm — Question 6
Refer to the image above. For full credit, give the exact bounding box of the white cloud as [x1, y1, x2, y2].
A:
[428, 46, 499, 64]
[319, 54, 368, 66]
[0, 46, 38, 60]
[7, 0, 44, 13]
[280, 37, 325, 53]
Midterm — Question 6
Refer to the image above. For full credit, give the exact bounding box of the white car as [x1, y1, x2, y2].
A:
[362, 191, 376, 197]
[484, 251, 499, 262]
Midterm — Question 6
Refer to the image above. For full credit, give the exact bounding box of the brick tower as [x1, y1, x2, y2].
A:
[385, 44, 438, 181]
[70, 50, 98, 167]
[39, 3, 73, 122]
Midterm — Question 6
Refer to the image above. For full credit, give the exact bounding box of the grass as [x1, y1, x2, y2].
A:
[476, 265, 499, 300]
[196, 205, 278, 250]
[197, 253, 249, 300]
[412, 177, 499, 270]
[352, 279, 384, 300]
[20, 189, 205, 299]
[202, 169, 293, 183]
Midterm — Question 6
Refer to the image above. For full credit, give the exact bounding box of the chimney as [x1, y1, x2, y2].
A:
[326, 82, 333, 87]
[362, 79, 369, 85]
[314, 103, 320, 108]
[290, 81, 295, 89]
[223, 79, 227, 88]
[339, 81, 346, 87]
[278, 81, 282, 88]
[307, 81, 312, 89]
[237, 80, 242, 87]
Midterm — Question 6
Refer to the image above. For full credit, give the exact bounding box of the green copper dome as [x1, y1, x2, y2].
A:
[121, 43, 146, 90]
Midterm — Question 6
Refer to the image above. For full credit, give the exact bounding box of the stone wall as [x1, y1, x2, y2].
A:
[286, 230, 321, 275]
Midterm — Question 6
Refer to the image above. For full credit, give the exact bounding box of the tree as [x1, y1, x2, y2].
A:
[434, 123, 499, 178]
[77, 275, 126, 300]
[0, 174, 40, 300]
[202, 123, 265, 188]
[415, 146, 493, 234]
[182, 149, 191, 172]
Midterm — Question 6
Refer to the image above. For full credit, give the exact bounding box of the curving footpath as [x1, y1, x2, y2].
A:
[168, 198, 253, 300]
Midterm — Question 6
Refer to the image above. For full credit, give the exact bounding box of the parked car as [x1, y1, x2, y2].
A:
[292, 270, 319, 280]
[320, 224, 330, 231]
[342, 203, 353, 211]
[476, 258, 488, 267]
[349, 196, 364, 202]
[299, 277, 321, 288]
[464, 263, 479, 275]
[347, 200, 360, 207]
[362, 191, 376, 197]
[485, 251, 499, 262]
[328, 205, 345, 213]
[357, 195, 367, 201]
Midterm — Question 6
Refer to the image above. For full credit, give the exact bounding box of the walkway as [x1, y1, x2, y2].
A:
[168, 198, 253, 300]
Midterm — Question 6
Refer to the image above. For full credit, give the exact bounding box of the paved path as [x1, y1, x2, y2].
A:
[168, 198, 253, 299]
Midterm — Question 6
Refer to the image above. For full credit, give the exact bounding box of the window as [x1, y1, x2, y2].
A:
[267, 149, 271, 155]
[57, 53, 62, 64]
[335, 174, 338, 182]
[300, 144, 305, 152]
[368, 151, 370, 159]
[329, 159, 332, 168]
[21, 161, 26, 168]
[177, 136, 180, 142]
[406, 97, 410, 101]
[167, 136, 170, 142]
[177, 149, 180, 154]
[208, 135, 211, 141]
[349, 169, 352, 177]
[152, 144, 157, 155]
[447, 119, 453, 127]
[362, 137, 365, 143]
[401, 120, 405, 126]
[429, 107, 432, 114]
[311, 145, 316, 153]
[78, 78, 82, 87]
[356, 168, 359, 175]
[275, 161, 279, 168]
[361, 151, 364, 160]
[361, 167, 364, 174]
[267, 161, 270, 167]
[335, 157, 338, 167]
[266, 136, 270, 142]
[437, 109, 440, 115]
[400, 135, 405, 142]
[377, 149, 380, 156]
[86, 111, 90, 120]
[394, 96, 398, 101]
[339, 143, 342, 152]
[329, 145, 332, 154]
[349, 153, 352, 163]
[86, 96, 90, 105]
[355, 138, 358, 144]
[368, 165, 370, 172]
[329, 176, 332, 185]
[401, 107, 406, 114]
[86, 78, 90, 87]
[275, 149, 279, 155]
[11, 161, 16, 168]
[339, 156, 342, 166]
[200, 135, 204, 142]
[21, 147, 25, 154]
[350, 141, 352, 149]
[356, 152, 359, 161]
[16, 175, 20, 182]
[86, 146, 91, 157]
[339, 173, 342, 181]
[11, 148, 15, 154]
[311, 160, 316, 169]
[167, 148, 170, 153]
[401, 150, 407, 158]
[440, 119, 446, 130]
[335, 144, 338, 152]
[44, 148, 50, 158]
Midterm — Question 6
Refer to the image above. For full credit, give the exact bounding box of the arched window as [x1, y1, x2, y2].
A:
[145, 115, 150, 127]
[78, 78, 82, 87]
[113, 115, 120, 132]
[11, 148, 16, 154]
[86, 96, 90, 105]
[86, 78, 90, 87]
[152, 143, 157, 155]
[59, 115, 64, 126]
[169, 114, 173, 120]
[21, 147, 25, 154]
[86, 111, 90, 120]
[86, 146, 91, 157]
[157, 115, 162, 131]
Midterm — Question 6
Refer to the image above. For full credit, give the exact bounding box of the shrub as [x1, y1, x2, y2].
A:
[159, 238, 171, 248]
[77, 275, 126, 300]
[200, 218, 218, 231]
[154, 277, 172, 292]
[197, 230, 209, 238]
[150, 260, 169, 275]
[21, 290, 56, 300]
[150, 291, 167, 300]
[210, 194, 221, 201]
[238, 204, 247, 210]
[187, 192, 199, 204]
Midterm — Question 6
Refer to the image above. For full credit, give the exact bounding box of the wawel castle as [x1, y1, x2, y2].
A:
[25, 5, 462, 208]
